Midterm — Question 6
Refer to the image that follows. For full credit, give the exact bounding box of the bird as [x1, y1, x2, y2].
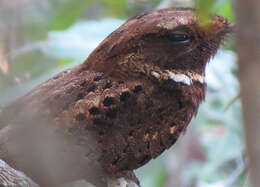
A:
[0, 8, 231, 187]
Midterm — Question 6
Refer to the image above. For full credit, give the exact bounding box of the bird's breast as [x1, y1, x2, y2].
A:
[30, 67, 205, 175]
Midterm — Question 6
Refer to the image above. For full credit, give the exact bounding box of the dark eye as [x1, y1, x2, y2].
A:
[167, 33, 191, 43]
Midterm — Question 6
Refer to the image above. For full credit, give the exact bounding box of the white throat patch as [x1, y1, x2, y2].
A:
[151, 70, 205, 86]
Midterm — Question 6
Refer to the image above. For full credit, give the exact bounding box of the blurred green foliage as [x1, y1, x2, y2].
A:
[104, 0, 128, 17]
[197, 0, 218, 25]
[197, 0, 234, 28]
[49, 0, 95, 30]
[213, 0, 235, 20]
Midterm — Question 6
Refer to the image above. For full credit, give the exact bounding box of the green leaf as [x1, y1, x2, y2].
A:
[155, 170, 168, 187]
[104, 0, 128, 18]
[196, 0, 218, 27]
[48, 0, 94, 31]
[57, 58, 75, 68]
[25, 21, 48, 40]
[213, 0, 235, 20]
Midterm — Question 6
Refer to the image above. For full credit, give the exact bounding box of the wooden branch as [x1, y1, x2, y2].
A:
[0, 160, 140, 187]
[0, 159, 39, 187]
[236, 0, 260, 186]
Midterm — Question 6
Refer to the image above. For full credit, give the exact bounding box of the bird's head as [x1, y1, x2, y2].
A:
[84, 8, 231, 86]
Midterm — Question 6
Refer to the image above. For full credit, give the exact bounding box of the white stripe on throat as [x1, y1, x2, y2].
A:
[151, 70, 205, 85]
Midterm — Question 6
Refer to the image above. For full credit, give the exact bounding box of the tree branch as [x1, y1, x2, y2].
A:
[0, 159, 39, 187]
[236, 0, 260, 186]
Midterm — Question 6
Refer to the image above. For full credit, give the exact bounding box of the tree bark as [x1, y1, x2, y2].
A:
[236, 0, 260, 186]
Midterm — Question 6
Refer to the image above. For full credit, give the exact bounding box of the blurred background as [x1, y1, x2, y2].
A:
[0, 0, 247, 187]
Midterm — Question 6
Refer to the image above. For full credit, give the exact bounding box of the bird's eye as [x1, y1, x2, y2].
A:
[167, 33, 191, 43]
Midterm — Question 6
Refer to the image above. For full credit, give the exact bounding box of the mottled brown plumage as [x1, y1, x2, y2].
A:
[0, 8, 230, 187]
